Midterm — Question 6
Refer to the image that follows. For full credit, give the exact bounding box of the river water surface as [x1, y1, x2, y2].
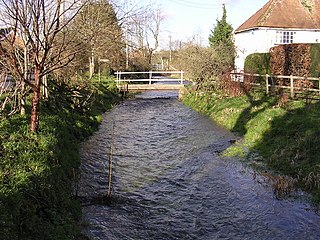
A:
[79, 90, 320, 239]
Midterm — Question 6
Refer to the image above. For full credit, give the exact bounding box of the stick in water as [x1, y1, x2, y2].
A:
[107, 122, 115, 199]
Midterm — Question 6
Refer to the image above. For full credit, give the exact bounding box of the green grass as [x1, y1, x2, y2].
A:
[182, 89, 320, 202]
[0, 76, 120, 239]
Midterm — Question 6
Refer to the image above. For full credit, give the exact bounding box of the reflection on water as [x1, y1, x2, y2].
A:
[79, 90, 320, 239]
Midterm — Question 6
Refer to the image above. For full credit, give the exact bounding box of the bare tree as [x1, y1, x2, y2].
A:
[126, 6, 166, 69]
[0, 0, 85, 132]
[0, 27, 28, 116]
[144, 8, 164, 63]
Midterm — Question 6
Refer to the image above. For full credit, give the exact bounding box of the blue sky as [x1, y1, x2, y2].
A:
[145, 0, 269, 48]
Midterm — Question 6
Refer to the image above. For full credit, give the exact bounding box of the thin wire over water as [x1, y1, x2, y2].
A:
[79, 90, 320, 240]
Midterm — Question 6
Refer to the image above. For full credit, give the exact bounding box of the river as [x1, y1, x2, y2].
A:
[78, 90, 320, 240]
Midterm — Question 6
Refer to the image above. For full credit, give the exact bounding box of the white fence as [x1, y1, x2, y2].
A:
[115, 70, 185, 85]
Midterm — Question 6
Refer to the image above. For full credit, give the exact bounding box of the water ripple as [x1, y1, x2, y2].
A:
[79, 91, 320, 239]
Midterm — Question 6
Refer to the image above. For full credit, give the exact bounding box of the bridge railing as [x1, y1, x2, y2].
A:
[115, 70, 185, 85]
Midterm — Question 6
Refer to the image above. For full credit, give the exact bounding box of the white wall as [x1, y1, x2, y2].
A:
[294, 30, 320, 43]
[234, 28, 320, 71]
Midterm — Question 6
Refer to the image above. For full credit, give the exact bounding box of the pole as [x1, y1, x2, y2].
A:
[125, 12, 129, 70]
[266, 74, 269, 95]
[107, 123, 115, 199]
[169, 35, 172, 65]
[149, 70, 152, 84]
[290, 75, 294, 98]
[98, 57, 101, 82]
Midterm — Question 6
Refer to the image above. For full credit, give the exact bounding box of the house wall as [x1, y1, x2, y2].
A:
[234, 28, 320, 71]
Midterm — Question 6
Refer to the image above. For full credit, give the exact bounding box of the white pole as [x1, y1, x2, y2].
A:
[180, 71, 183, 84]
[149, 70, 152, 84]
[266, 74, 269, 94]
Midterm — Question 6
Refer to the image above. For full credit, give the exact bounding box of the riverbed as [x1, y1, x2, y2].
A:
[78, 90, 320, 239]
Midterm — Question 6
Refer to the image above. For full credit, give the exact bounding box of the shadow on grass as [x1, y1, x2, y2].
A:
[252, 101, 320, 199]
[230, 89, 320, 201]
[231, 92, 278, 135]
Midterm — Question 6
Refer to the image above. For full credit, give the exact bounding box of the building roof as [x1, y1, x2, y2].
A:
[235, 0, 320, 33]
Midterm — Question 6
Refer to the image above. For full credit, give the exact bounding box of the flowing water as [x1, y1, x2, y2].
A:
[79, 90, 320, 240]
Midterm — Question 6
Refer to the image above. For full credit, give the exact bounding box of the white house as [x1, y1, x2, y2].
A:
[234, 0, 320, 71]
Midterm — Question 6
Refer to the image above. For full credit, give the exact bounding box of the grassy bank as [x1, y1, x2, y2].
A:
[0, 77, 120, 239]
[181, 88, 320, 202]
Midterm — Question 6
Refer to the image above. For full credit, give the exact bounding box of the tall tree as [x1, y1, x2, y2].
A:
[0, 0, 85, 132]
[209, 4, 233, 48]
[208, 4, 235, 70]
[72, 0, 124, 77]
[128, 6, 165, 69]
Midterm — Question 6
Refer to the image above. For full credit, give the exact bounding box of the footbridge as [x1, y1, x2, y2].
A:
[115, 71, 188, 92]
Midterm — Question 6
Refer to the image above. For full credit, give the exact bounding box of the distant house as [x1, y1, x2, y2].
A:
[234, 0, 320, 71]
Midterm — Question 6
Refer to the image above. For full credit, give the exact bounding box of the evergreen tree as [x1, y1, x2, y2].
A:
[209, 4, 233, 48]
[208, 4, 235, 69]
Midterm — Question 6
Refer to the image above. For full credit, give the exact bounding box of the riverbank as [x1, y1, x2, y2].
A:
[181, 88, 320, 203]
[0, 77, 120, 239]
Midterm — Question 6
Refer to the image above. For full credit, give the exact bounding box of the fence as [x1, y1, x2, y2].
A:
[115, 70, 185, 85]
[231, 72, 320, 99]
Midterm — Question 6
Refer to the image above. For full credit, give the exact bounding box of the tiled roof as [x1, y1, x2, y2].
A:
[235, 0, 320, 33]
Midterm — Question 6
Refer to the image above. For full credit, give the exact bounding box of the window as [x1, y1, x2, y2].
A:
[276, 31, 296, 44]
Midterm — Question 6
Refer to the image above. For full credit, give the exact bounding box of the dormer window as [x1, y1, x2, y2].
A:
[276, 31, 296, 44]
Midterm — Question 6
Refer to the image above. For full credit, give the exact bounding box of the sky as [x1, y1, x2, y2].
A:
[142, 0, 269, 48]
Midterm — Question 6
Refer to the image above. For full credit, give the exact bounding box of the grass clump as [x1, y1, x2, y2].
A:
[0, 76, 120, 239]
[182, 88, 320, 203]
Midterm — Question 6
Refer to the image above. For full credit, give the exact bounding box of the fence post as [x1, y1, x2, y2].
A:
[180, 71, 184, 84]
[290, 75, 294, 98]
[265, 74, 269, 95]
[318, 78, 320, 95]
[149, 70, 152, 84]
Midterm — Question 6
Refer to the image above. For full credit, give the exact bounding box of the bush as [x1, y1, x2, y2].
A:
[173, 43, 234, 92]
[269, 43, 320, 77]
[310, 44, 320, 77]
[244, 53, 270, 75]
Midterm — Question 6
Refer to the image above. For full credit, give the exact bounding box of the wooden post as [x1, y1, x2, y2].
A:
[265, 74, 269, 95]
[318, 78, 320, 95]
[149, 70, 152, 84]
[290, 75, 294, 98]
[180, 70, 183, 84]
[98, 57, 101, 82]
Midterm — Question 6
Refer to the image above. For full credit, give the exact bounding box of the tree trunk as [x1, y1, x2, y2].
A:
[89, 48, 95, 78]
[30, 67, 41, 132]
[20, 81, 26, 115]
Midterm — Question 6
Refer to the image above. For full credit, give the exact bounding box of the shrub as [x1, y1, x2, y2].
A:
[244, 53, 270, 75]
[310, 44, 320, 77]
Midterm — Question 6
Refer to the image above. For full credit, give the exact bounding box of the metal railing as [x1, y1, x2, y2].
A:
[115, 70, 185, 85]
